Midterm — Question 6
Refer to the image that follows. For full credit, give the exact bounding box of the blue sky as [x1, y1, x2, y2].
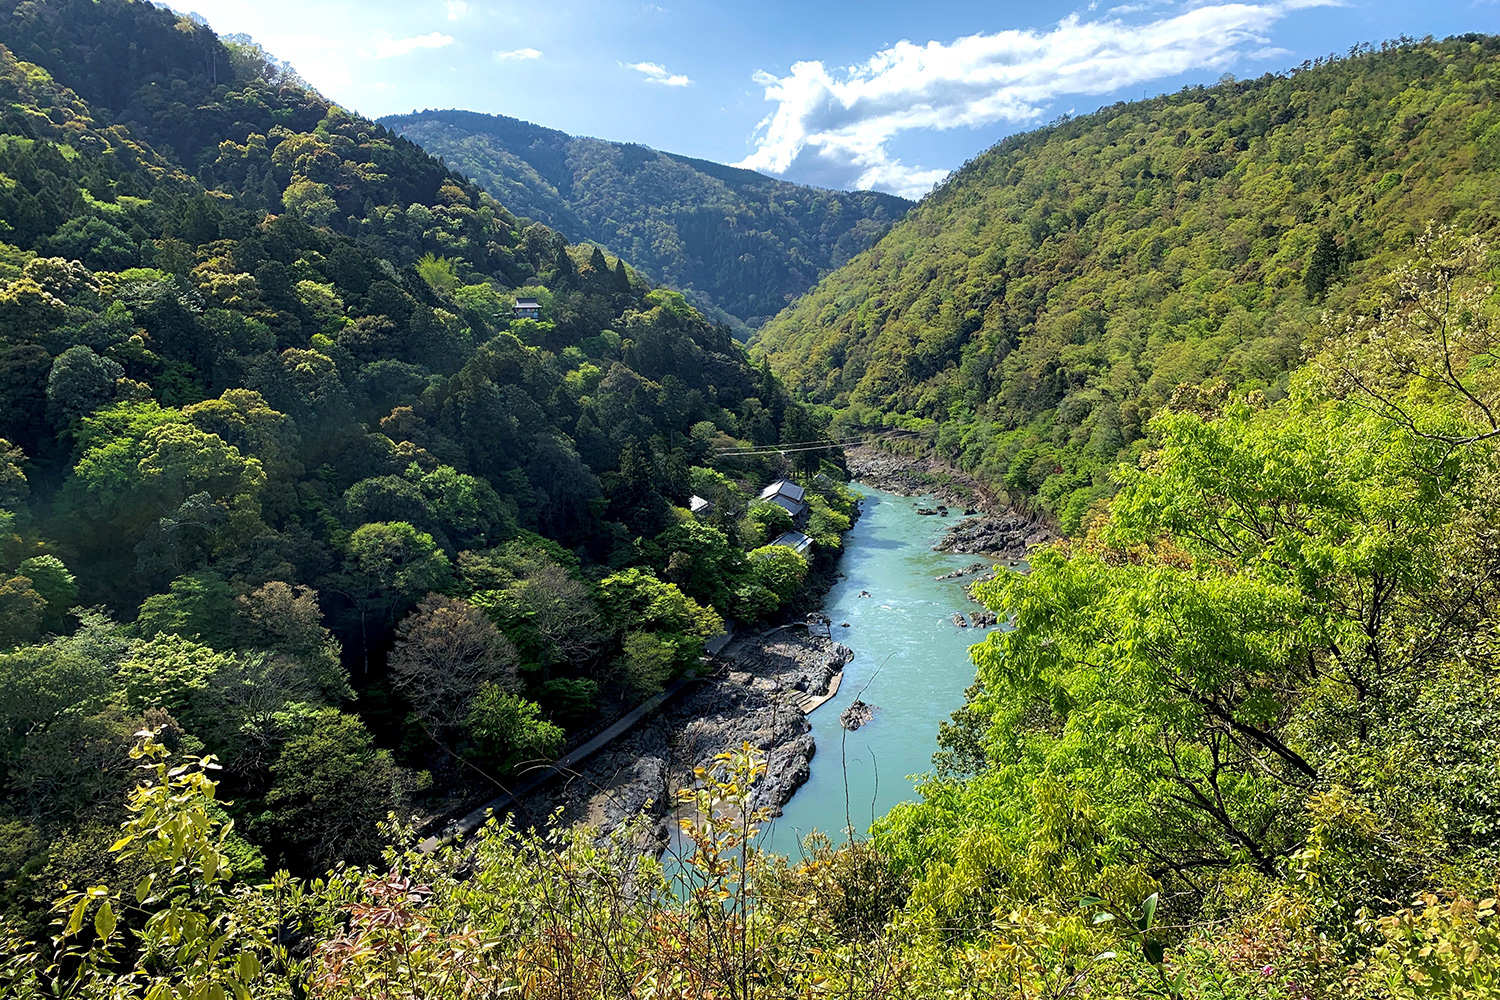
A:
[184, 0, 1500, 198]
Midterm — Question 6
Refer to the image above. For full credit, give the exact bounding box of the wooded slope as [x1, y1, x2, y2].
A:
[0, 0, 851, 900]
[382, 109, 911, 334]
[754, 35, 1500, 530]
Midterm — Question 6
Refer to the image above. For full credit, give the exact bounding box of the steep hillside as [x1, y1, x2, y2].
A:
[754, 35, 1500, 531]
[3, 5, 1500, 995]
[381, 109, 912, 334]
[0, 0, 855, 901]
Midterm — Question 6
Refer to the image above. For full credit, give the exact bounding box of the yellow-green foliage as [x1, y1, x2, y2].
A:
[1366, 890, 1500, 998]
[11, 733, 1494, 999]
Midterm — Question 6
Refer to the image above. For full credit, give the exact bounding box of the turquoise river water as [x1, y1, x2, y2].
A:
[756, 484, 1001, 858]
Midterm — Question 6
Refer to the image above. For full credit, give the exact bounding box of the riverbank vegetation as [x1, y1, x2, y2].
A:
[873, 228, 1500, 994]
[6, 229, 1497, 1000]
[3, 0, 1500, 992]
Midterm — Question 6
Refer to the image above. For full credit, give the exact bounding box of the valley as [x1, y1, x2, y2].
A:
[754, 484, 1008, 859]
[0, 3, 1498, 995]
[380, 109, 911, 336]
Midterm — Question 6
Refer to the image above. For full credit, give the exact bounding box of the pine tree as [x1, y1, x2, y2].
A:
[552, 244, 577, 290]
[608, 438, 667, 537]
[1304, 230, 1342, 300]
[587, 245, 609, 277]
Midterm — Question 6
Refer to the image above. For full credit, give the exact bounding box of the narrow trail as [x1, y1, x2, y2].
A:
[417, 621, 837, 853]
[418, 673, 703, 852]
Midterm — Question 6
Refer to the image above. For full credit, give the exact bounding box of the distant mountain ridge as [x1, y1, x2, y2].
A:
[380, 109, 912, 335]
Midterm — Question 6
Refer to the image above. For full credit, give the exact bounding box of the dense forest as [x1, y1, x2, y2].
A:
[754, 35, 1500, 533]
[0, 0, 858, 933]
[9, 229, 1500, 1000]
[380, 109, 912, 335]
[3, 4, 1500, 997]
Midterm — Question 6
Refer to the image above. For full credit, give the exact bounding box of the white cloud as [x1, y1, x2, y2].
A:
[444, 1, 468, 19]
[373, 32, 454, 59]
[738, 0, 1333, 198]
[628, 61, 692, 87]
[495, 47, 543, 61]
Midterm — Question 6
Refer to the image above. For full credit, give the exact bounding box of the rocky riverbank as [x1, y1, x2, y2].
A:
[845, 446, 1001, 513]
[846, 445, 1055, 561]
[937, 513, 1054, 562]
[513, 631, 853, 849]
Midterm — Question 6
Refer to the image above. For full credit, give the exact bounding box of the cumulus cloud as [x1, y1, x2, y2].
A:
[628, 61, 692, 87]
[444, 1, 468, 20]
[495, 47, 542, 61]
[738, 1, 1333, 198]
[373, 32, 454, 58]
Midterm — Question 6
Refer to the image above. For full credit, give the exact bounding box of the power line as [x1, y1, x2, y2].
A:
[713, 429, 923, 458]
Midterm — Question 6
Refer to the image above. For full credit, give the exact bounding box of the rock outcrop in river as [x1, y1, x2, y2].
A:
[936, 562, 991, 581]
[515, 631, 852, 850]
[840, 700, 875, 731]
[937, 514, 1053, 561]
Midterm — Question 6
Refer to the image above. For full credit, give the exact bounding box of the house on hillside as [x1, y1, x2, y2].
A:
[760, 479, 809, 528]
[771, 530, 813, 555]
[513, 297, 542, 320]
[689, 495, 715, 517]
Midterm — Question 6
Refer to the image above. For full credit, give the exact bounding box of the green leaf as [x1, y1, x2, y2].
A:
[237, 951, 260, 982]
[93, 900, 116, 941]
[1139, 892, 1158, 932]
[64, 895, 90, 937]
[1143, 937, 1166, 966]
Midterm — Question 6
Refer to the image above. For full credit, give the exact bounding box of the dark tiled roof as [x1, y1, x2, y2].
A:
[766, 495, 804, 517]
[771, 530, 813, 553]
[760, 479, 805, 503]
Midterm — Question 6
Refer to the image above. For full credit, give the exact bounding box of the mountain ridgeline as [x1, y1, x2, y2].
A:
[754, 35, 1500, 532]
[380, 109, 912, 335]
[5, 4, 1500, 996]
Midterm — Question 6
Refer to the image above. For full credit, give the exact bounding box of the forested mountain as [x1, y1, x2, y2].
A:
[0, 0, 856, 919]
[6, 5, 1500, 995]
[755, 35, 1500, 533]
[380, 109, 912, 334]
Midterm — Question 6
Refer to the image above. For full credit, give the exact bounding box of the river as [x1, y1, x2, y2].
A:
[756, 484, 1000, 858]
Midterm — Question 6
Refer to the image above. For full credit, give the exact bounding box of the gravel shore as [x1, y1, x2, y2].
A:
[513, 631, 853, 849]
